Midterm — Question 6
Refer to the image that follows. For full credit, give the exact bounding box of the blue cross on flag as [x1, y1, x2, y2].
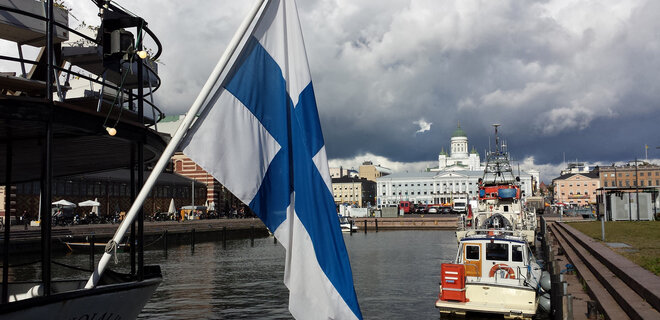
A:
[180, 1, 362, 319]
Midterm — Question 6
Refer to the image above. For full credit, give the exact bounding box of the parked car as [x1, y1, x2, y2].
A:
[153, 212, 175, 221]
[427, 206, 439, 214]
[439, 206, 453, 214]
[52, 210, 75, 226]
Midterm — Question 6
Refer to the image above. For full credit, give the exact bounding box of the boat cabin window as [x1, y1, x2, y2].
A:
[466, 245, 480, 260]
[486, 243, 509, 261]
[503, 205, 509, 212]
[512, 244, 523, 262]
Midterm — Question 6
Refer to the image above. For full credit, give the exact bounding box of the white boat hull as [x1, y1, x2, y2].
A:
[436, 283, 537, 319]
[0, 275, 161, 320]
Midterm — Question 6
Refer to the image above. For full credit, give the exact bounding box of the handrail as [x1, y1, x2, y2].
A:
[0, 1, 165, 124]
[0, 55, 164, 123]
[0, 4, 99, 45]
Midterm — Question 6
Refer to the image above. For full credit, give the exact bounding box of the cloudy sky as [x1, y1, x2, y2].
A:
[14, 0, 660, 182]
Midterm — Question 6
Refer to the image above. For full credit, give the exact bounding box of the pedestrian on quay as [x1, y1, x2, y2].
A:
[21, 210, 28, 230]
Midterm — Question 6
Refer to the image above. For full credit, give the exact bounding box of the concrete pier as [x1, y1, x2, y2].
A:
[352, 215, 458, 230]
[0, 218, 269, 254]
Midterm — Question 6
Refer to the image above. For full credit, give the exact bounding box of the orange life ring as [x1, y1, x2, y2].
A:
[489, 264, 516, 279]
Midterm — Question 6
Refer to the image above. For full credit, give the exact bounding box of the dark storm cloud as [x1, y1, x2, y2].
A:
[60, 0, 660, 181]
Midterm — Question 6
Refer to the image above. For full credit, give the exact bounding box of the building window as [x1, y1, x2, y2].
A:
[604, 181, 608, 187]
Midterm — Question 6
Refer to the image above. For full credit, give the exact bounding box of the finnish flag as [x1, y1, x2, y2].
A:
[180, 0, 362, 319]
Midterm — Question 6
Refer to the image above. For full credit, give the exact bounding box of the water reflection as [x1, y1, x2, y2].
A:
[8, 231, 465, 319]
[141, 230, 457, 319]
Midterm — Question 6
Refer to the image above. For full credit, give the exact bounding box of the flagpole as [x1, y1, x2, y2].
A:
[85, 0, 268, 289]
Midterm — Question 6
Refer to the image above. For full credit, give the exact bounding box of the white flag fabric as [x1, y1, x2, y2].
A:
[180, 0, 362, 319]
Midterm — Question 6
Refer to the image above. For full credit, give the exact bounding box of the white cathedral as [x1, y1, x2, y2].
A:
[430, 123, 483, 172]
[376, 124, 538, 207]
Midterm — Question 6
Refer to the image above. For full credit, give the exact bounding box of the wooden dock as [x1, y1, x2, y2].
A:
[546, 218, 660, 319]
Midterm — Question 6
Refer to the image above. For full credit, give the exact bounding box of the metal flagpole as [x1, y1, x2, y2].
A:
[85, 0, 268, 289]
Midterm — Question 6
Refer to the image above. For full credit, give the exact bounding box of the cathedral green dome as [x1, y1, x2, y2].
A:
[451, 123, 467, 138]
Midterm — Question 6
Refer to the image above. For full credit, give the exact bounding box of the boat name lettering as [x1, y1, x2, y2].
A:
[70, 312, 122, 320]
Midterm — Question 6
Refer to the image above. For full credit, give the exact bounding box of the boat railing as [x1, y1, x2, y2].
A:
[464, 228, 518, 236]
[0, 1, 165, 126]
[458, 214, 466, 230]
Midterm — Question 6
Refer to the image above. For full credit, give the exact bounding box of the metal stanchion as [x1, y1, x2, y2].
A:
[89, 235, 95, 272]
[223, 226, 227, 249]
[251, 226, 255, 247]
[163, 230, 168, 257]
[191, 229, 195, 253]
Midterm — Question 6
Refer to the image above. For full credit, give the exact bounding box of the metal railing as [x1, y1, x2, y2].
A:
[0, 2, 165, 125]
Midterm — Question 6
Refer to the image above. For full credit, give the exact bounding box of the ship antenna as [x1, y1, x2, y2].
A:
[493, 124, 501, 154]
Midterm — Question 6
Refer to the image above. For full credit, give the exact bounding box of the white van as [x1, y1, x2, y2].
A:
[453, 199, 468, 213]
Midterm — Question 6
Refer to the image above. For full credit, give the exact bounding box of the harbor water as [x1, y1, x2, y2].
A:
[139, 230, 458, 319]
[9, 230, 462, 319]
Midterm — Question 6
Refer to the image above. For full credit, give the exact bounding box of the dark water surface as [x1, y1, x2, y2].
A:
[8, 230, 460, 319]
[137, 230, 458, 319]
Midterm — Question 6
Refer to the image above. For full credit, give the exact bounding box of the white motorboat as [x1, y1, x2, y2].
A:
[339, 215, 358, 233]
[435, 229, 551, 319]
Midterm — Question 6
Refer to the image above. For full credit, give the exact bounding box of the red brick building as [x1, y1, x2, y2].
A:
[157, 116, 242, 213]
[171, 152, 239, 213]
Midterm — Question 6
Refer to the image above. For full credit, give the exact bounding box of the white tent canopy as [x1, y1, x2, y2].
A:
[167, 198, 176, 214]
[52, 199, 76, 207]
[78, 200, 100, 207]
